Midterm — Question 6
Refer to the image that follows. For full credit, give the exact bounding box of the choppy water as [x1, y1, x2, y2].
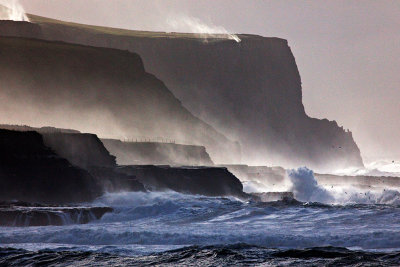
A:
[2, 167, 400, 266]
[1, 190, 400, 266]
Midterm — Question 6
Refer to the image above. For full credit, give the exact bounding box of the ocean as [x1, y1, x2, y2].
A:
[2, 164, 400, 266]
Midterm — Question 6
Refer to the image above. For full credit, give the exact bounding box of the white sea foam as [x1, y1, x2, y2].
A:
[286, 166, 400, 205]
[2, 190, 400, 253]
[2, 168, 400, 255]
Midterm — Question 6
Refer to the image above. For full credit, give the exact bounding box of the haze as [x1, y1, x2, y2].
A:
[18, 0, 400, 162]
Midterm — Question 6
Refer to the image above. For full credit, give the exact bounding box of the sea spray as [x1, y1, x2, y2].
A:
[0, 0, 29, 21]
[4, 191, 400, 253]
[287, 167, 334, 203]
[167, 15, 241, 43]
[287, 167, 400, 205]
[333, 159, 400, 177]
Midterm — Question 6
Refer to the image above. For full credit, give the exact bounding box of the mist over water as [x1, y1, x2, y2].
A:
[0, 0, 29, 21]
[333, 159, 400, 177]
[241, 166, 400, 206]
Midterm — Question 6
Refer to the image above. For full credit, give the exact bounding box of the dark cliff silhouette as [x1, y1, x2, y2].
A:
[0, 36, 239, 163]
[0, 129, 101, 204]
[0, 125, 248, 201]
[0, 17, 363, 170]
[102, 139, 214, 166]
[117, 165, 247, 198]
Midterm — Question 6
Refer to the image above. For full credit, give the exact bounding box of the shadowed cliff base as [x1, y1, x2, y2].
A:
[116, 165, 247, 199]
[0, 126, 250, 203]
[0, 129, 101, 204]
[0, 17, 364, 171]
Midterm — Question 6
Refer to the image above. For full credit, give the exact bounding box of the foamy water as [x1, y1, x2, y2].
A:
[2, 186, 400, 257]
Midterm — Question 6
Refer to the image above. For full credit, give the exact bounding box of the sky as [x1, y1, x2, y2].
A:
[18, 0, 400, 162]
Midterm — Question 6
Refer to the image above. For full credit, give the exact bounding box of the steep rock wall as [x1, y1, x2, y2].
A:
[0, 36, 239, 163]
[43, 133, 116, 170]
[0, 125, 116, 169]
[102, 139, 213, 166]
[0, 129, 101, 204]
[0, 19, 364, 169]
[116, 165, 247, 198]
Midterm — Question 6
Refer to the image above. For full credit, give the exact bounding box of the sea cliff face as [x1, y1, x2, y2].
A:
[0, 129, 101, 204]
[43, 133, 117, 170]
[99, 35, 363, 170]
[0, 125, 247, 199]
[0, 36, 238, 163]
[102, 139, 214, 166]
[116, 165, 247, 198]
[0, 19, 364, 169]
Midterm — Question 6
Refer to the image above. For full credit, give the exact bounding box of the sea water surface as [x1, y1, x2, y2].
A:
[2, 167, 400, 266]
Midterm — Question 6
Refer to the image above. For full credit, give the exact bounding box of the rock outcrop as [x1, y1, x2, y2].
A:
[0, 129, 102, 204]
[0, 201, 113, 227]
[42, 133, 117, 170]
[102, 139, 213, 166]
[116, 165, 247, 198]
[0, 125, 117, 169]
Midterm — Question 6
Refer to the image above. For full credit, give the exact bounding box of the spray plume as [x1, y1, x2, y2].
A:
[167, 15, 241, 43]
[0, 0, 29, 22]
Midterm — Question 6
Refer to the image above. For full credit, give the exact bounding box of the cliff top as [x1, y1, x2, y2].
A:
[0, 124, 80, 134]
[16, 13, 286, 43]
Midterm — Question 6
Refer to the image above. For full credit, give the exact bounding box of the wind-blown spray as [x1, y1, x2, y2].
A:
[167, 15, 241, 43]
[0, 0, 29, 21]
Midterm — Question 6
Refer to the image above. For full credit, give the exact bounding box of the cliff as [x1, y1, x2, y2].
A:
[102, 139, 213, 166]
[97, 35, 363, 170]
[0, 129, 102, 204]
[0, 20, 42, 38]
[0, 124, 80, 134]
[0, 124, 116, 169]
[43, 133, 116, 170]
[116, 165, 247, 198]
[0, 18, 364, 169]
[0, 36, 239, 163]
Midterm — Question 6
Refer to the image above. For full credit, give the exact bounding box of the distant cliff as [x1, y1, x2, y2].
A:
[116, 165, 246, 198]
[102, 139, 213, 166]
[0, 18, 364, 169]
[0, 36, 239, 163]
